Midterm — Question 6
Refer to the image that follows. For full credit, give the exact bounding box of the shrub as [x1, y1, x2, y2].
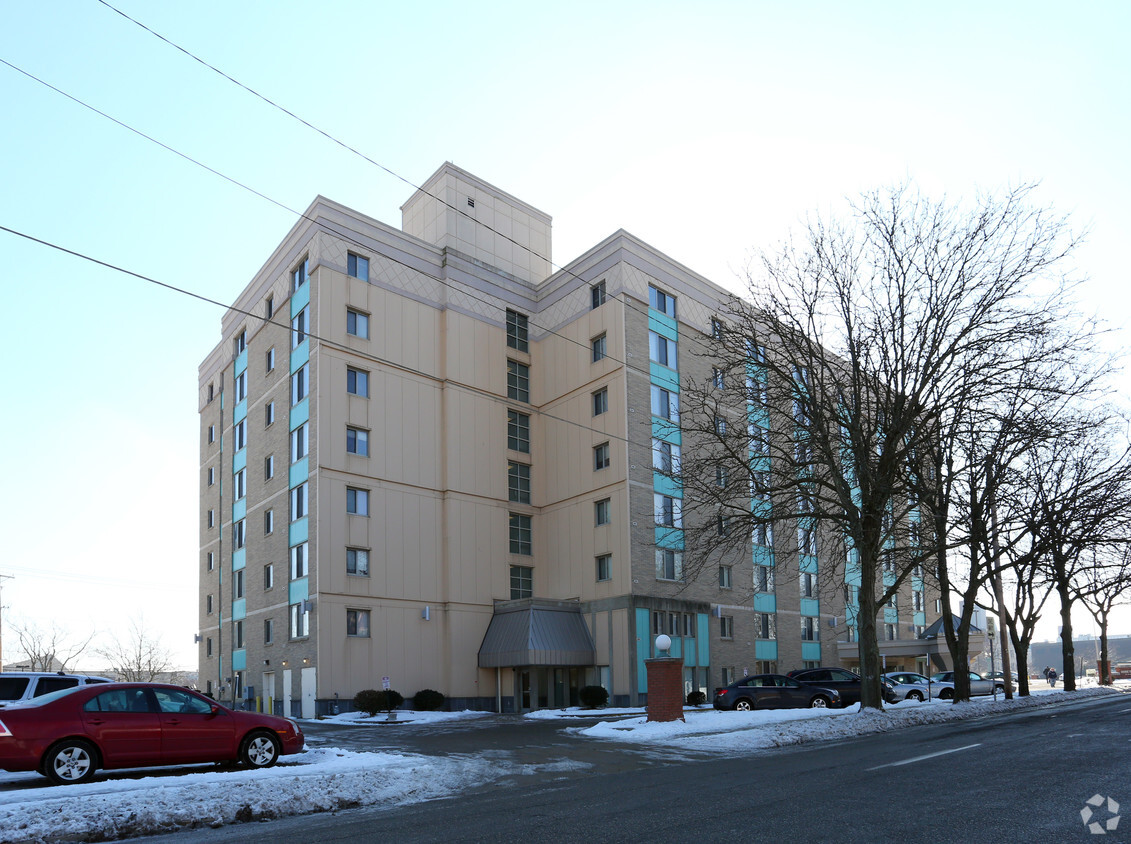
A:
[579, 685, 609, 709]
[686, 690, 707, 706]
[412, 689, 445, 711]
[354, 688, 404, 716]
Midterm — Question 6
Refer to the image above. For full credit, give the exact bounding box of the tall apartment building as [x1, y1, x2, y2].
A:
[198, 163, 942, 716]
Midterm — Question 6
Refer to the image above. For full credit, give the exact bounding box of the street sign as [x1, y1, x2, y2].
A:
[382, 676, 391, 690]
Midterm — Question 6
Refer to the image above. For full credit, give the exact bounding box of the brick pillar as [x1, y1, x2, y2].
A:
[645, 657, 685, 722]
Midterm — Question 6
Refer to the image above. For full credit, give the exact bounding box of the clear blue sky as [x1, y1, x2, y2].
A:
[1, 1, 1128, 669]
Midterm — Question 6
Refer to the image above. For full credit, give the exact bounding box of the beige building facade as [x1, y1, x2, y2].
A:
[197, 163, 941, 715]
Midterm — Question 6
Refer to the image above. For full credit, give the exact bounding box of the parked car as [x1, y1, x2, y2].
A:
[787, 667, 899, 705]
[0, 672, 112, 707]
[987, 671, 1019, 686]
[0, 682, 304, 785]
[713, 674, 842, 710]
[882, 671, 945, 701]
[930, 670, 1004, 697]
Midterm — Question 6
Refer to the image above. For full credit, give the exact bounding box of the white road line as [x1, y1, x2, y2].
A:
[868, 743, 982, 771]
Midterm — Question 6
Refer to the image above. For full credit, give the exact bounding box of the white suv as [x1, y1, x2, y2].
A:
[0, 672, 113, 706]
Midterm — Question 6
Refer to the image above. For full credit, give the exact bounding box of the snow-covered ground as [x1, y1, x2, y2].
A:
[0, 686, 1123, 844]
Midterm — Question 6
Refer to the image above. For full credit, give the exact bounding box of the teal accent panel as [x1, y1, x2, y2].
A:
[884, 607, 899, 624]
[231, 548, 245, 571]
[290, 398, 309, 429]
[291, 282, 310, 315]
[654, 527, 684, 549]
[647, 310, 678, 339]
[289, 458, 308, 487]
[289, 517, 309, 545]
[753, 593, 776, 613]
[635, 609, 650, 694]
[697, 614, 710, 665]
[669, 636, 682, 660]
[235, 348, 247, 373]
[233, 399, 247, 423]
[914, 611, 926, 626]
[846, 564, 861, 586]
[752, 546, 774, 567]
[232, 449, 247, 473]
[288, 578, 309, 603]
[290, 340, 309, 371]
[755, 640, 778, 661]
[232, 498, 246, 522]
[800, 554, 818, 573]
[883, 573, 896, 588]
[800, 598, 820, 617]
[231, 650, 246, 671]
[801, 642, 822, 662]
[652, 472, 682, 497]
[649, 363, 679, 390]
[232, 599, 246, 620]
[650, 418, 682, 444]
[912, 575, 923, 590]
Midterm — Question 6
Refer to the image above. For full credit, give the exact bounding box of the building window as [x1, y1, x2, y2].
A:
[208, 383, 215, 403]
[347, 609, 371, 637]
[591, 280, 606, 310]
[510, 565, 533, 599]
[208, 425, 215, 444]
[886, 623, 898, 641]
[507, 410, 530, 453]
[290, 543, 308, 579]
[757, 613, 773, 640]
[346, 487, 370, 516]
[654, 494, 682, 528]
[289, 602, 310, 638]
[290, 483, 307, 521]
[652, 439, 680, 474]
[264, 618, 274, 645]
[799, 525, 817, 556]
[292, 258, 308, 292]
[506, 310, 529, 352]
[346, 427, 369, 457]
[234, 569, 245, 600]
[715, 465, 728, 488]
[649, 285, 676, 318]
[234, 469, 246, 501]
[265, 401, 275, 427]
[649, 332, 677, 368]
[714, 416, 727, 436]
[656, 549, 682, 580]
[592, 388, 608, 416]
[650, 385, 679, 421]
[347, 309, 369, 339]
[207, 467, 215, 486]
[265, 295, 274, 319]
[206, 637, 213, 657]
[266, 348, 275, 372]
[264, 563, 274, 590]
[720, 616, 734, 640]
[591, 334, 607, 362]
[233, 519, 246, 549]
[508, 462, 531, 504]
[234, 331, 247, 355]
[290, 425, 307, 462]
[291, 307, 308, 349]
[717, 513, 730, 536]
[596, 554, 611, 582]
[234, 419, 247, 451]
[347, 253, 369, 281]
[207, 509, 215, 528]
[264, 509, 273, 535]
[756, 565, 775, 593]
[346, 367, 369, 397]
[347, 548, 370, 576]
[711, 317, 724, 339]
[913, 590, 924, 612]
[291, 364, 308, 405]
[507, 360, 529, 403]
[509, 513, 532, 555]
[750, 424, 769, 457]
[593, 442, 610, 471]
[594, 498, 611, 526]
[801, 617, 817, 641]
[264, 455, 274, 480]
[713, 367, 725, 390]
[234, 371, 247, 403]
[719, 565, 732, 589]
[206, 594, 213, 614]
[206, 552, 214, 571]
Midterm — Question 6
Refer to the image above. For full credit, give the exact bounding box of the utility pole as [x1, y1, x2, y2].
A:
[0, 573, 12, 672]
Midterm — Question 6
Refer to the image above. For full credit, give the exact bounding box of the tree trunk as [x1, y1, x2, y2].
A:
[1057, 578, 1076, 692]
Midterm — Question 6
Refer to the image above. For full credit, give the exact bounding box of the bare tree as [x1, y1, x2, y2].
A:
[679, 183, 1082, 709]
[95, 618, 174, 682]
[1075, 547, 1131, 684]
[9, 620, 94, 672]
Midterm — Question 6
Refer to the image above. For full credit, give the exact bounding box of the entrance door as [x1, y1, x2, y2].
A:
[263, 672, 275, 715]
[518, 670, 531, 711]
[301, 667, 316, 719]
[282, 669, 293, 718]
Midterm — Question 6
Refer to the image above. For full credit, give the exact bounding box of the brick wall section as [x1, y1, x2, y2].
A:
[645, 658, 685, 722]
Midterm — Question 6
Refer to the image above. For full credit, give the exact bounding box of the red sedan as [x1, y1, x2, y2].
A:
[0, 683, 304, 785]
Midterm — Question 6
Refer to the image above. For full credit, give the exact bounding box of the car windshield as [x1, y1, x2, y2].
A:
[2, 685, 84, 708]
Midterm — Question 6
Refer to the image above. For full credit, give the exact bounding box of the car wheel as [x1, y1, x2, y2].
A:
[44, 739, 98, 786]
[940, 688, 953, 700]
[810, 696, 830, 709]
[907, 690, 924, 702]
[994, 684, 1005, 694]
[734, 699, 754, 712]
[240, 731, 281, 769]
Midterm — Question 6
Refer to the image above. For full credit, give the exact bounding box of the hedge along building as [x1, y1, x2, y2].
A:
[197, 163, 941, 716]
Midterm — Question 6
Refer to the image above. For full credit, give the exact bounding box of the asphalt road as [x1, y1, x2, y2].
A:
[141, 694, 1131, 843]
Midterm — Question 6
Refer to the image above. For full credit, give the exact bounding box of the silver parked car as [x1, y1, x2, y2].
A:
[882, 672, 943, 701]
[930, 670, 1005, 697]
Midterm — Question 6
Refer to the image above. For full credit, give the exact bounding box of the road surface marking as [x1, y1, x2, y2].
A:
[868, 743, 982, 771]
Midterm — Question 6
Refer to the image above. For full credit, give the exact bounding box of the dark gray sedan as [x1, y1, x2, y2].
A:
[713, 674, 842, 711]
